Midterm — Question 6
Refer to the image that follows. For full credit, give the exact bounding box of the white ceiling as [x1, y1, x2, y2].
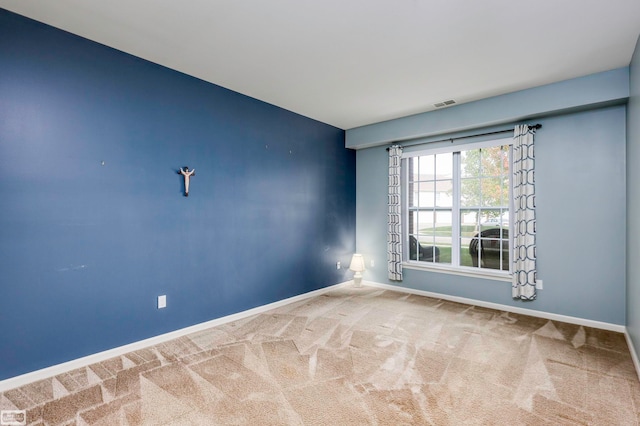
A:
[1, 1, 639, 130]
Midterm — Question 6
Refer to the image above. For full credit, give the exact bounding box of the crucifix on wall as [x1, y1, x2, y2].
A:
[178, 166, 195, 197]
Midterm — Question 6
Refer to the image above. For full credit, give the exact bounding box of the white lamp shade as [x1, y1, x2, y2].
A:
[349, 254, 365, 272]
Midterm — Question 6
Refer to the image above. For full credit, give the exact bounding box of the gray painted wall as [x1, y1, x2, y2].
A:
[347, 68, 629, 149]
[357, 105, 626, 325]
[627, 36, 640, 354]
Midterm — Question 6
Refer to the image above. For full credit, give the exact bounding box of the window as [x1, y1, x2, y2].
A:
[405, 139, 511, 274]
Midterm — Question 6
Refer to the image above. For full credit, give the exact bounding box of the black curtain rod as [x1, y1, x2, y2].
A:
[385, 123, 541, 151]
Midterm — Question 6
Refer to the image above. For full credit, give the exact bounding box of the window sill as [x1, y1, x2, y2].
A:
[402, 261, 512, 282]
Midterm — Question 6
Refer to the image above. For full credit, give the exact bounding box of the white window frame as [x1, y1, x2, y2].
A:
[402, 137, 513, 281]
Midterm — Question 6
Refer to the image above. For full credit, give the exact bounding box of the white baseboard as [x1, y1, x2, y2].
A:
[0, 281, 350, 393]
[625, 332, 640, 382]
[362, 281, 627, 333]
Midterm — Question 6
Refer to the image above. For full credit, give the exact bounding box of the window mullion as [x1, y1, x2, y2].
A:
[452, 152, 461, 267]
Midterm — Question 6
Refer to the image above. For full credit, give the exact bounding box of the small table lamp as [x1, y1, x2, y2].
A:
[349, 254, 365, 288]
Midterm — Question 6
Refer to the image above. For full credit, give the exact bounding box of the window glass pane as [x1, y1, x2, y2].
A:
[502, 210, 510, 229]
[481, 233, 509, 270]
[465, 227, 510, 271]
[435, 210, 452, 229]
[409, 230, 418, 260]
[420, 155, 435, 179]
[417, 210, 435, 236]
[435, 179, 453, 207]
[436, 152, 453, 179]
[433, 211, 452, 265]
[416, 232, 434, 246]
[460, 209, 479, 236]
[479, 209, 503, 231]
[461, 239, 476, 268]
[430, 234, 451, 265]
[408, 233, 420, 261]
[478, 236, 502, 270]
[460, 209, 479, 268]
[418, 235, 435, 245]
[481, 177, 503, 207]
[417, 182, 435, 207]
[461, 178, 480, 207]
[480, 146, 504, 177]
[500, 177, 510, 206]
[500, 239, 510, 271]
[461, 149, 481, 178]
[499, 145, 510, 173]
[408, 210, 417, 235]
[411, 182, 435, 207]
[408, 182, 415, 208]
[412, 235, 442, 264]
[410, 157, 420, 182]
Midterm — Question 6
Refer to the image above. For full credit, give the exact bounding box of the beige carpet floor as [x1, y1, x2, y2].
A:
[1, 286, 639, 425]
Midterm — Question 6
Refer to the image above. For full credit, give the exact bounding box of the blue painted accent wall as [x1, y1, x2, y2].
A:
[0, 9, 355, 380]
[627, 35, 640, 356]
[356, 105, 626, 324]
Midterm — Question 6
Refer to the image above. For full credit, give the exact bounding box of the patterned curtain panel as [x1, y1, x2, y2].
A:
[512, 125, 537, 300]
[388, 145, 403, 281]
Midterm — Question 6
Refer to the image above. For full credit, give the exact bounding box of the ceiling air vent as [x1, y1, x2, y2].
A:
[434, 100, 456, 108]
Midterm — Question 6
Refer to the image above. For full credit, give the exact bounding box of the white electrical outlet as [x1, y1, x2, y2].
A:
[370, 259, 375, 267]
[158, 295, 167, 309]
[536, 280, 543, 290]
[336, 261, 341, 270]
